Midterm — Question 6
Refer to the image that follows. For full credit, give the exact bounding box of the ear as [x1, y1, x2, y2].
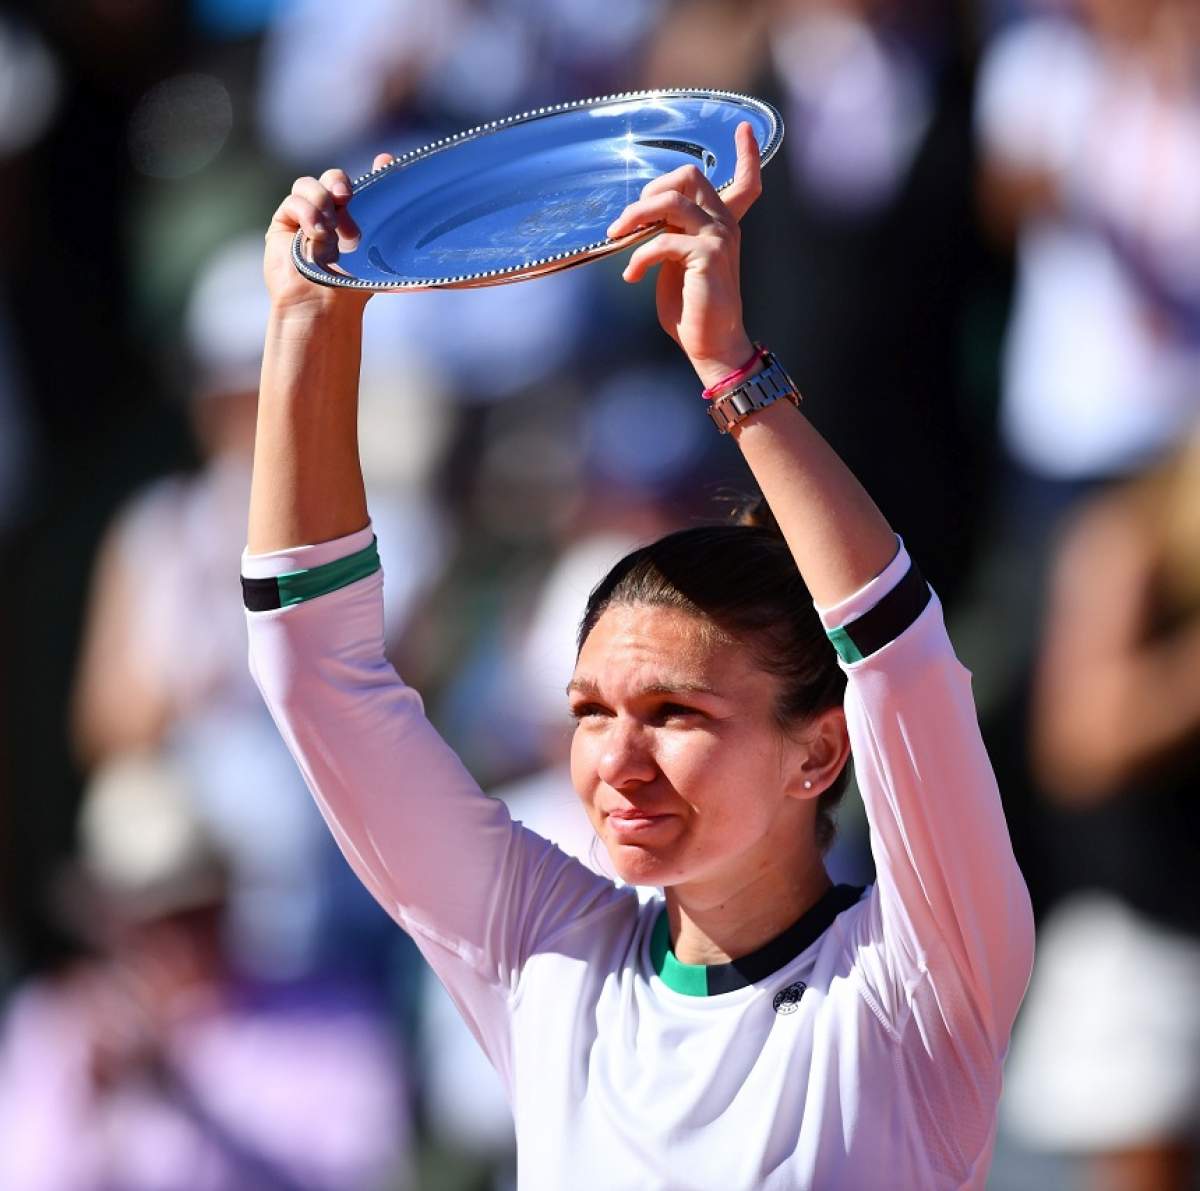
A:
[783, 707, 850, 802]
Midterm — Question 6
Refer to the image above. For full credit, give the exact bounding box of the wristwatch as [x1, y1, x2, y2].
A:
[706, 352, 802, 434]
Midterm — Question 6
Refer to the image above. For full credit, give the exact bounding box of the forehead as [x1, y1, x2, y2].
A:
[573, 603, 765, 695]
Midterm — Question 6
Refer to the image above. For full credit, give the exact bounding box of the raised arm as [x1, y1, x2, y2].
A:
[606, 123, 897, 607]
[609, 124, 1034, 1045]
[247, 161, 386, 552]
[243, 165, 624, 1069]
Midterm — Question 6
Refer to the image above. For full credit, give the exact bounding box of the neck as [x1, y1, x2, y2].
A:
[665, 849, 832, 967]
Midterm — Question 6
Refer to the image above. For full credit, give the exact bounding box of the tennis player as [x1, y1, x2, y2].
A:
[243, 124, 1034, 1189]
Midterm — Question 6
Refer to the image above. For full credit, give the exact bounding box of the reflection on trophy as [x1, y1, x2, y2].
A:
[292, 90, 782, 291]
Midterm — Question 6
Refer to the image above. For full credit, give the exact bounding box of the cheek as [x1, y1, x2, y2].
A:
[653, 732, 723, 795]
[671, 733, 785, 835]
[569, 731, 600, 814]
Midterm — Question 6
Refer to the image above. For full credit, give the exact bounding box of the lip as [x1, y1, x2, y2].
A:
[605, 810, 675, 838]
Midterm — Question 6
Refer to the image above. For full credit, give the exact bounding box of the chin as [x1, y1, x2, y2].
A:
[605, 842, 679, 889]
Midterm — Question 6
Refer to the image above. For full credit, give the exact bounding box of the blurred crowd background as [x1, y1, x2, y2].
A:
[0, 0, 1198, 1188]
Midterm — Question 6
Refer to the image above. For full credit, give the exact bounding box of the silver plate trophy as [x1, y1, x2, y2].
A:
[292, 89, 784, 292]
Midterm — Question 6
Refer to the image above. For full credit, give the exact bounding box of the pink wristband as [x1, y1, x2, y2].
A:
[702, 343, 769, 400]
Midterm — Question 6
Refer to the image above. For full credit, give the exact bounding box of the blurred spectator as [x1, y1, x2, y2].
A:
[767, 0, 938, 216]
[0, 753, 411, 1191]
[256, 0, 462, 166]
[641, 0, 770, 92]
[972, 0, 1200, 678]
[361, 264, 594, 410]
[1003, 427, 1200, 1191]
[71, 236, 327, 978]
[979, 0, 1200, 481]
[257, 0, 663, 170]
[0, 0, 201, 984]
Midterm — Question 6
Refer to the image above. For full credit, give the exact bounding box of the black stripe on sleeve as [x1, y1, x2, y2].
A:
[241, 575, 282, 612]
[826, 561, 931, 664]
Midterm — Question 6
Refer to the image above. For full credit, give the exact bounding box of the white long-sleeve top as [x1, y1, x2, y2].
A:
[243, 528, 1034, 1190]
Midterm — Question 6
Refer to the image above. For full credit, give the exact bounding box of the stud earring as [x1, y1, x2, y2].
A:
[803, 780, 813, 790]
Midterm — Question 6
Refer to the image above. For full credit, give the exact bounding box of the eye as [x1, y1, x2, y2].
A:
[654, 702, 703, 723]
[569, 702, 611, 722]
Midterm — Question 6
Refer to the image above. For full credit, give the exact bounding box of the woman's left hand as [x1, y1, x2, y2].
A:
[606, 121, 763, 389]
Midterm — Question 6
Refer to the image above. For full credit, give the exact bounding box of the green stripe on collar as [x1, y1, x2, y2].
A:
[826, 561, 930, 665]
[242, 537, 380, 611]
[651, 911, 711, 996]
[650, 885, 865, 997]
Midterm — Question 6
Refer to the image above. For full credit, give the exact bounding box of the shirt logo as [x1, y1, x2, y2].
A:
[772, 981, 807, 1015]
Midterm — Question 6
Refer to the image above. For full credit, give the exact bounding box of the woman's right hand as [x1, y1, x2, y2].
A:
[250, 155, 395, 554]
[264, 153, 395, 312]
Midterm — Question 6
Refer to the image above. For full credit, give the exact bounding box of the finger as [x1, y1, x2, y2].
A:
[722, 122, 763, 222]
[622, 232, 696, 283]
[318, 167, 362, 248]
[270, 193, 334, 243]
[607, 190, 711, 241]
[640, 163, 726, 219]
[267, 195, 339, 269]
[320, 167, 353, 204]
[291, 176, 338, 234]
[372, 152, 395, 171]
[334, 210, 361, 250]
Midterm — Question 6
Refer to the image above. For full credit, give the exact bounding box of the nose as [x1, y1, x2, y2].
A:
[595, 718, 657, 791]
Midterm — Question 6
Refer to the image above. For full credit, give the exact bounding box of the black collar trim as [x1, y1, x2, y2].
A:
[651, 883, 865, 996]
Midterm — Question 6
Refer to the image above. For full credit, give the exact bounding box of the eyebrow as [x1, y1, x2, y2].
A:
[566, 677, 719, 698]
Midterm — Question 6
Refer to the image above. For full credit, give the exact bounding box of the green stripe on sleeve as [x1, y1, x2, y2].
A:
[274, 537, 381, 607]
[825, 625, 865, 665]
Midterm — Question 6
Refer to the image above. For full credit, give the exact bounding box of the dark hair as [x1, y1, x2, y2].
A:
[577, 501, 850, 849]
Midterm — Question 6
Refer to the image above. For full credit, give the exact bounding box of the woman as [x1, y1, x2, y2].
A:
[243, 124, 1034, 1189]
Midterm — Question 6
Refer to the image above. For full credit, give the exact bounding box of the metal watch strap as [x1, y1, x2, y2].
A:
[706, 353, 801, 434]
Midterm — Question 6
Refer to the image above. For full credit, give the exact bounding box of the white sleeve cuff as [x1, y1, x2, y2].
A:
[241, 523, 375, 579]
[815, 537, 910, 632]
